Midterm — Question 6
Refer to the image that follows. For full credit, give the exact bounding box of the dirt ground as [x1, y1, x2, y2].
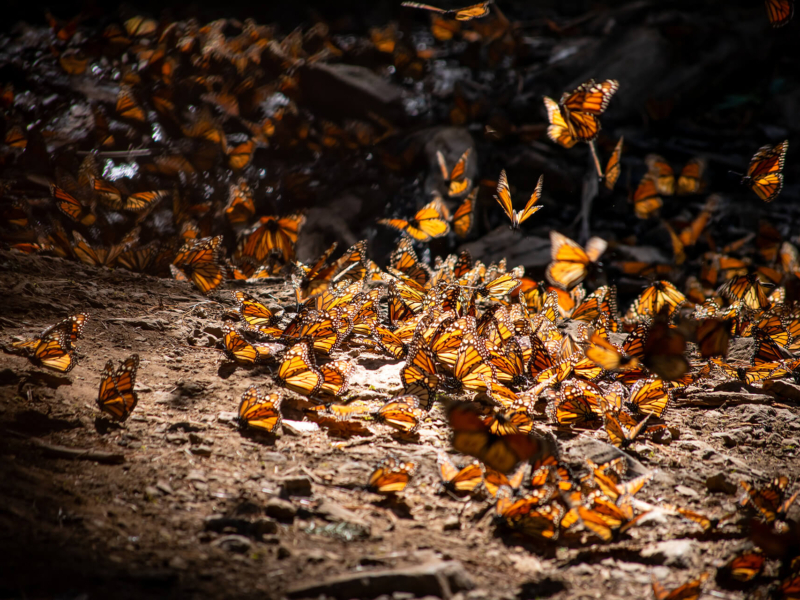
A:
[1, 248, 799, 600]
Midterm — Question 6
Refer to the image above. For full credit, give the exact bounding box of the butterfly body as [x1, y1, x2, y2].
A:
[493, 170, 543, 230]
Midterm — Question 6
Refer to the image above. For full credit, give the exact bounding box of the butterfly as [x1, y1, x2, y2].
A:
[483, 463, 527, 498]
[739, 476, 798, 523]
[401, 340, 439, 408]
[556, 79, 619, 143]
[91, 179, 167, 213]
[71, 231, 131, 268]
[282, 309, 343, 355]
[11, 319, 78, 373]
[367, 457, 417, 494]
[224, 180, 256, 226]
[719, 273, 771, 311]
[453, 190, 476, 238]
[51, 185, 95, 226]
[319, 360, 354, 396]
[232, 291, 279, 334]
[237, 386, 282, 433]
[603, 411, 656, 448]
[641, 309, 689, 381]
[377, 395, 424, 434]
[97, 355, 140, 421]
[378, 199, 450, 242]
[776, 573, 800, 600]
[577, 495, 649, 542]
[722, 550, 766, 583]
[493, 170, 544, 230]
[235, 214, 306, 264]
[448, 402, 547, 473]
[390, 238, 431, 288]
[584, 329, 639, 371]
[546, 231, 607, 290]
[172, 236, 225, 295]
[651, 572, 710, 600]
[550, 379, 602, 427]
[662, 504, 737, 532]
[116, 242, 159, 273]
[543, 96, 577, 148]
[401, 0, 493, 20]
[503, 501, 565, 541]
[631, 177, 663, 220]
[626, 280, 686, 322]
[437, 454, 484, 494]
[627, 378, 671, 418]
[437, 148, 472, 197]
[740, 140, 788, 202]
[276, 341, 323, 396]
[223, 325, 271, 364]
[765, 0, 794, 27]
[604, 137, 624, 191]
[477, 273, 522, 299]
[115, 86, 145, 122]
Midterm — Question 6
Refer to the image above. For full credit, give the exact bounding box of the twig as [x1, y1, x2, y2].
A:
[7, 430, 125, 464]
[587, 141, 604, 180]
[76, 149, 154, 158]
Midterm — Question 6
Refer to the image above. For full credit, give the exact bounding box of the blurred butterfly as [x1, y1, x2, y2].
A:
[651, 572, 710, 600]
[604, 137, 624, 191]
[662, 504, 737, 533]
[502, 500, 565, 541]
[437, 453, 484, 494]
[721, 550, 766, 583]
[739, 476, 798, 523]
[554, 79, 619, 143]
[493, 170, 544, 230]
[237, 386, 282, 433]
[276, 341, 323, 396]
[483, 463, 527, 498]
[97, 355, 140, 421]
[437, 148, 472, 196]
[546, 230, 607, 290]
[367, 457, 416, 494]
[91, 179, 167, 213]
[71, 231, 131, 268]
[739, 140, 788, 202]
[641, 308, 689, 381]
[116, 241, 159, 273]
[577, 495, 649, 542]
[631, 177, 663, 219]
[765, 0, 794, 27]
[173, 236, 225, 295]
[584, 329, 639, 371]
[378, 199, 450, 242]
[116, 86, 146, 122]
[51, 185, 95, 226]
[401, 0, 493, 20]
[377, 395, 424, 434]
[453, 189, 477, 238]
[224, 180, 256, 226]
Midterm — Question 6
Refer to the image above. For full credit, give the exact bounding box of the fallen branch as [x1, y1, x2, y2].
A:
[7, 430, 125, 464]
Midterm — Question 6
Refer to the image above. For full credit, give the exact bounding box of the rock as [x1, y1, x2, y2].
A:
[266, 498, 297, 522]
[156, 481, 174, 495]
[706, 472, 738, 494]
[460, 227, 550, 272]
[145, 486, 160, 500]
[640, 540, 696, 567]
[202, 325, 224, 339]
[105, 317, 166, 331]
[217, 411, 238, 424]
[711, 432, 736, 447]
[204, 516, 278, 538]
[564, 438, 650, 477]
[675, 485, 699, 498]
[0, 368, 21, 386]
[298, 63, 407, 123]
[763, 380, 800, 402]
[281, 420, 320, 436]
[285, 560, 475, 600]
[277, 545, 292, 559]
[280, 476, 313, 497]
[210, 534, 252, 554]
[443, 515, 460, 531]
[713, 380, 762, 394]
[190, 445, 212, 457]
[727, 337, 756, 363]
[315, 499, 370, 532]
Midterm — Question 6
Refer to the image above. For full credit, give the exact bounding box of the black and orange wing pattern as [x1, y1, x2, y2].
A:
[97, 355, 140, 421]
[742, 140, 788, 202]
[237, 386, 282, 433]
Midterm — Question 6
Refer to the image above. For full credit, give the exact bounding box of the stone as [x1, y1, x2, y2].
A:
[711, 432, 736, 447]
[286, 560, 475, 599]
[210, 534, 252, 553]
[190, 445, 212, 457]
[443, 515, 460, 531]
[280, 476, 313, 497]
[706, 472, 738, 495]
[763, 380, 800, 402]
[204, 516, 278, 538]
[281, 420, 320, 436]
[315, 499, 370, 532]
[564, 438, 649, 477]
[640, 539, 696, 567]
[266, 498, 297, 522]
[675, 485, 699, 497]
[156, 481, 174, 495]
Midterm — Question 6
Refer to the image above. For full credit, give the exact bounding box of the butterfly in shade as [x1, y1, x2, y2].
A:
[377, 395, 424, 434]
[718, 273, 771, 311]
[97, 355, 140, 421]
[557, 79, 619, 143]
[546, 231, 607, 290]
[651, 572, 710, 600]
[401, 0, 493, 20]
[631, 177, 663, 220]
[437, 148, 472, 196]
[437, 453, 484, 494]
[493, 170, 543, 230]
[765, 0, 794, 28]
[453, 189, 477, 238]
[740, 140, 788, 202]
[720, 550, 766, 583]
[11, 314, 87, 372]
[91, 178, 167, 213]
[237, 386, 282, 433]
[51, 185, 95, 226]
[604, 137, 624, 191]
[173, 236, 225, 295]
[367, 457, 417, 494]
[235, 214, 306, 264]
[378, 199, 450, 242]
[739, 476, 798, 523]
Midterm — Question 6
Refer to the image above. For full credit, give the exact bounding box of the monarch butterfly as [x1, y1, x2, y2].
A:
[577, 496, 649, 542]
[173, 236, 225, 295]
[556, 79, 619, 143]
[477, 273, 522, 299]
[377, 395, 424, 433]
[550, 379, 602, 426]
[483, 463, 527, 497]
[739, 476, 798, 523]
[50, 185, 96, 226]
[722, 550, 766, 583]
[543, 96, 577, 148]
[401, 339, 439, 407]
[276, 341, 323, 396]
[677, 158, 707, 195]
[378, 199, 450, 242]
[232, 291, 278, 333]
[116, 241, 159, 273]
[319, 360, 354, 396]
[777, 573, 800, 599]
[453, 189, 476, 238]
[91, 179, 167, 213]
[626, 280, 686, 321]
[631, 177, 663, 220]
[546, 231, 607, 290]
[503, 501, 565, 541]
[645, 154, 676, 196]
[390, 238, 431, 288]
[640, 309, 689, 381]
[739, 140, 788, 202]
[627, 378, 671, 418]
[651, 572, 710, 600]
[662, 504, 737, 532]
[237, 386, 282, 433]
[448, 402, 545, 474]
[453, 333, 495, 392]
[367, 457, 417, 494]
[603, 411, 656, 448]
[229, 138, 256, 170]
[11, 325, 76, 372]
[401, 0, 493, 20]
[223, 324, 271, 364]
[71, 231, 131, 268]
[765, 0, 794, 27]
[604, 137, 624, 191]
[493, 170, 544, 230]
[371, 324, 408, 360]
[584, 329, 639, 371]
[437, 454, 484, 494]
[124, 15, 158, 36]
[236, 214, 306, 264]
[718, 273, 771, 311]
[224, 180, 256, 227]
[437, 148, 472, 196]
[484, 408, 533, 436]
[97, 355, 140, 421]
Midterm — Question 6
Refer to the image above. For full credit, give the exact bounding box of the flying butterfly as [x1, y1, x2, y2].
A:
[237, 386, 282, 433]
[604, 137, 624, 191]
[378, 199, 450, 242]
[493, 170, 544, 230]
[739, 140, 788, 202]
[91, 179, 167, 213]
[401, 0, 493, 20]
[235, 214, 306, 264]
[765, 0, 794, 27]
[543, 96, 577, 149]
[97, 355, 140, 421]
[546, 231, 608, 290]
[173, 236, 225, 295]
[367, 457, 417, 494]
[631, 177, 663, 220]
[739, 476, 798, 523]
[453, 189, 477, 238]
[50, 185, 96, 226]
[437, 148, 472, 196]
[584, 329, 639, 371]
[557, 79, 619, 143]
[437, 454, 484, 494]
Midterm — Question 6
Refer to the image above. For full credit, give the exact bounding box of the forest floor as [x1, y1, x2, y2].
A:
[2, 248, 800, 600]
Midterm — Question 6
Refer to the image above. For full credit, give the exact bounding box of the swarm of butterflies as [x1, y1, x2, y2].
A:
[2, 2, 800, 597]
